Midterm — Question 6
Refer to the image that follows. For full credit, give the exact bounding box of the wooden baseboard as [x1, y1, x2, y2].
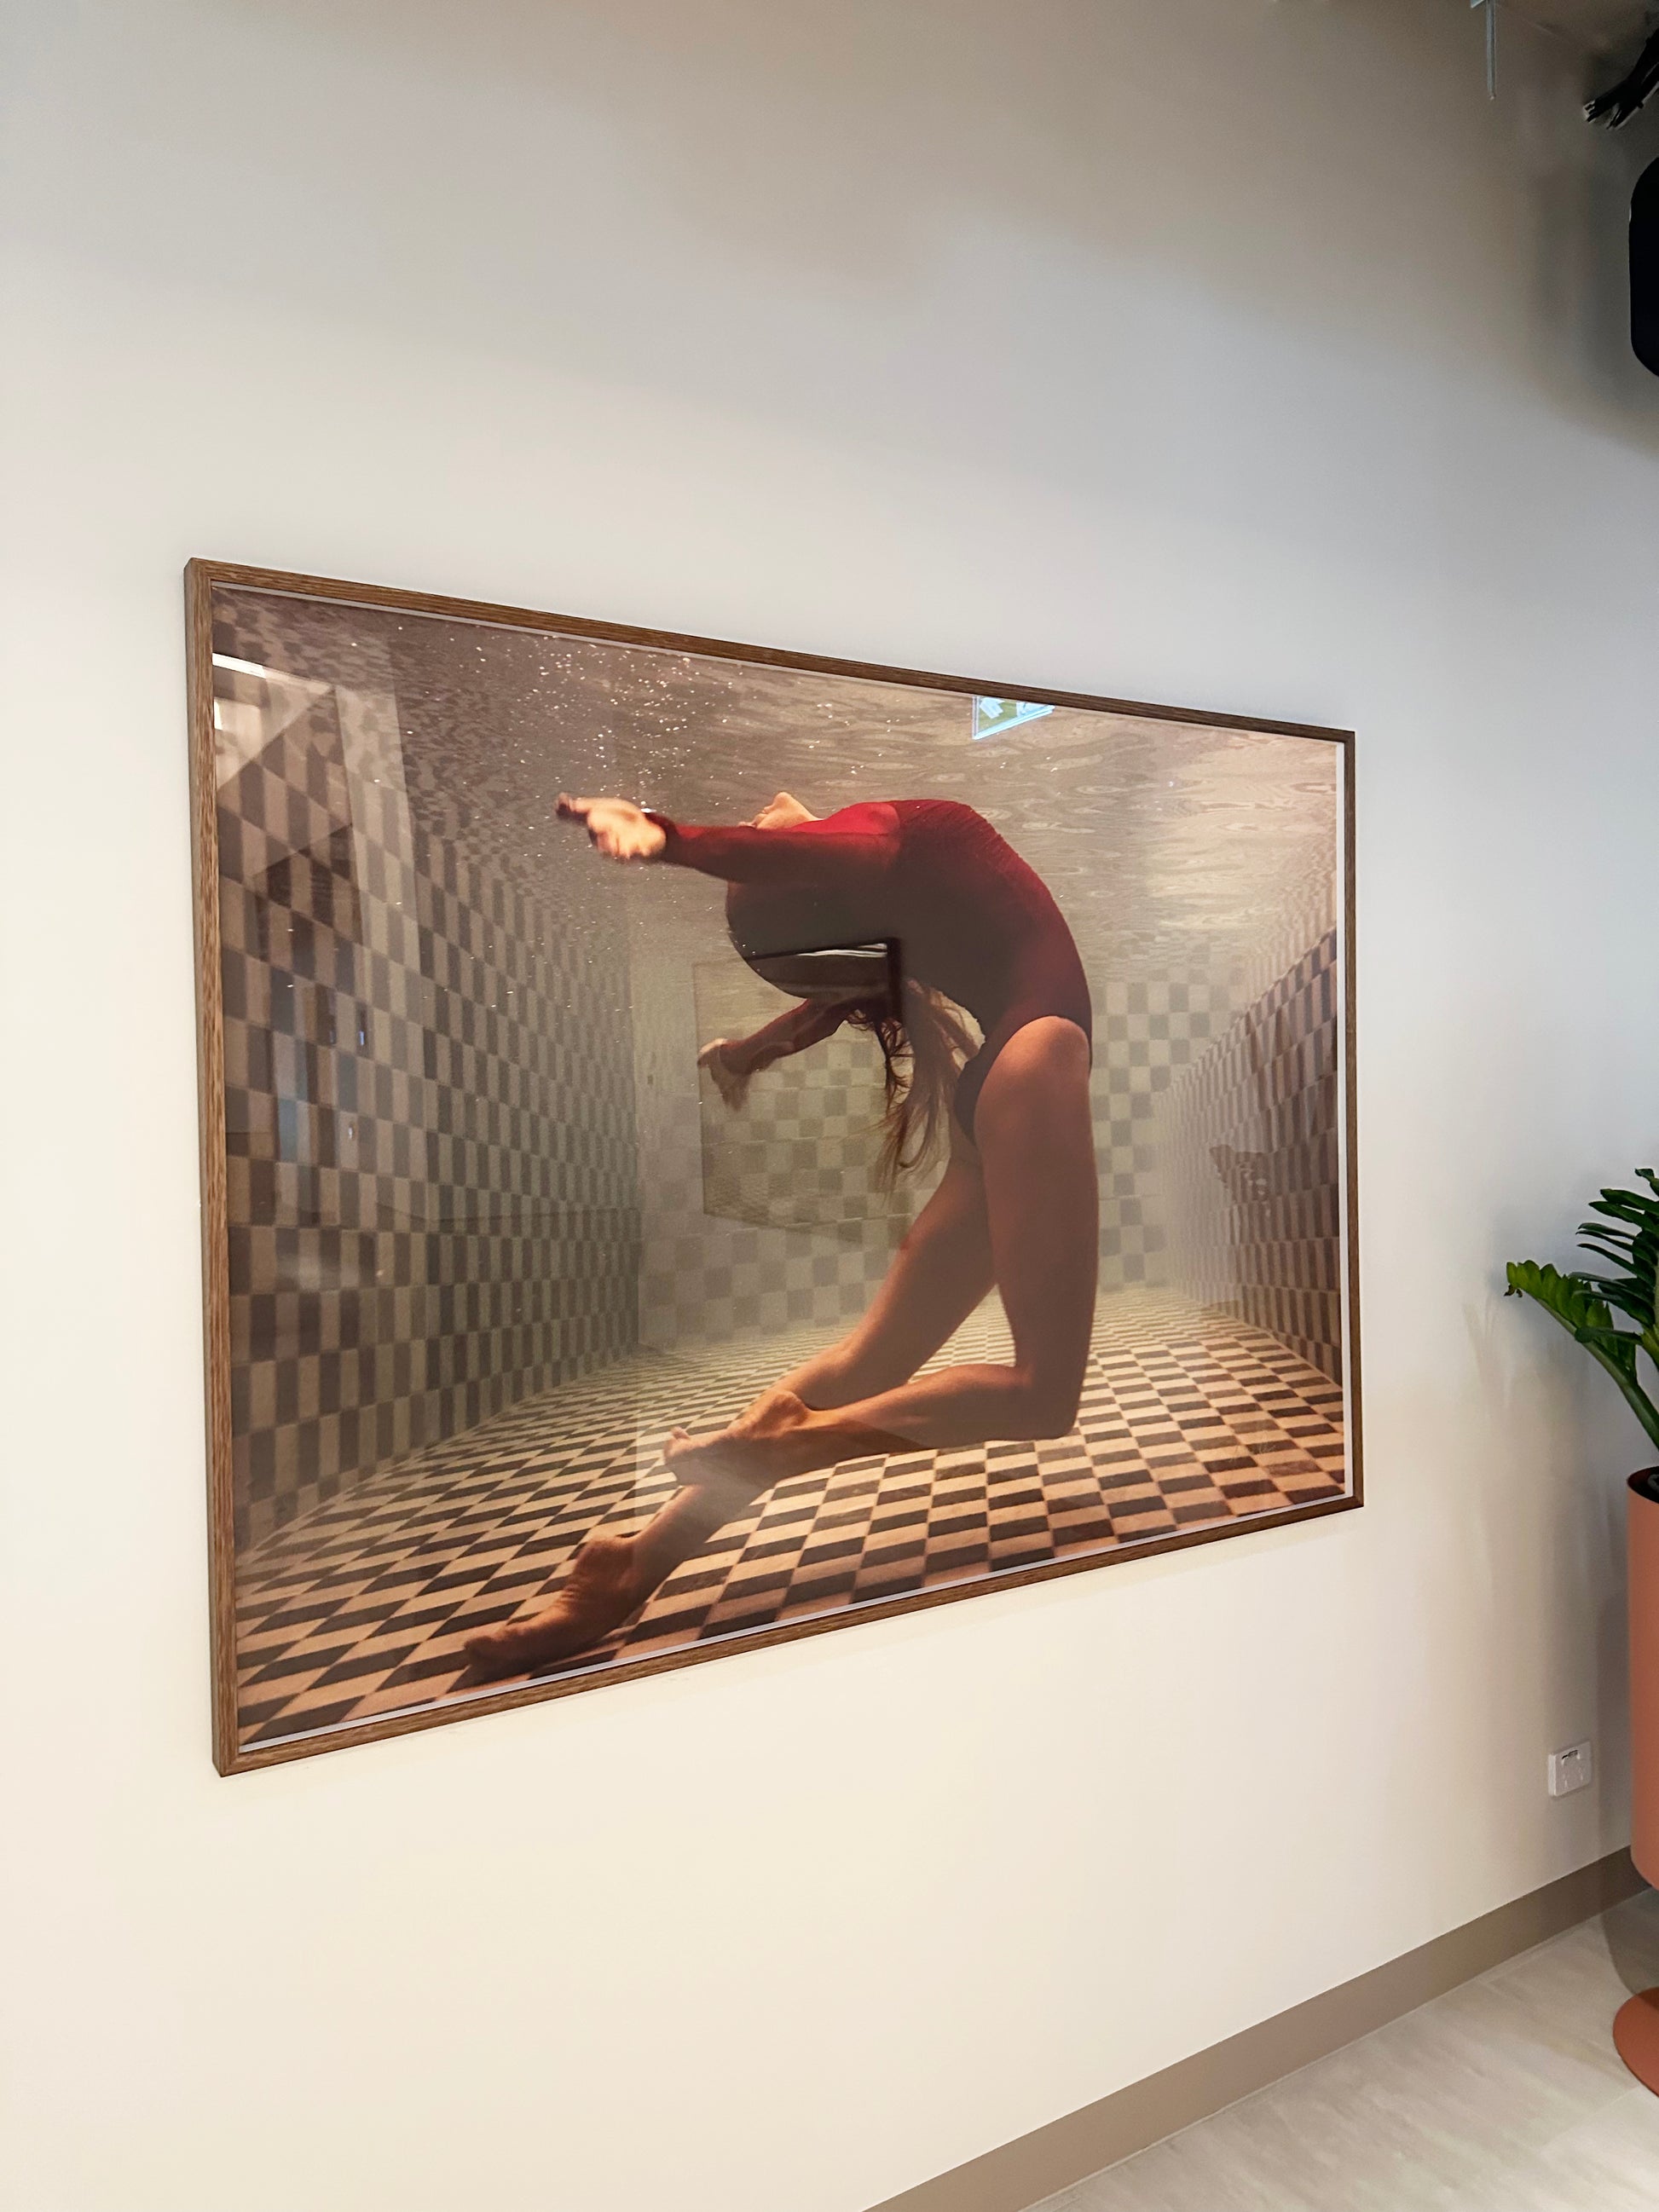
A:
[866, 1848, 1642, 2212]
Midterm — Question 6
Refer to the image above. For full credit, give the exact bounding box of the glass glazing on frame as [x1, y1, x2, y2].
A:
[194, 569, 1358, 1767]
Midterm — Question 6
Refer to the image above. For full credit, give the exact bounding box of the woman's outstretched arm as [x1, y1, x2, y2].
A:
[651, 804, 899, 890]
[557, 794, 899, 888]
[700, 997, 852, 1108]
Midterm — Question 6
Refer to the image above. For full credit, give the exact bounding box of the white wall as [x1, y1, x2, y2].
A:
[3, 3, 1659, 2207]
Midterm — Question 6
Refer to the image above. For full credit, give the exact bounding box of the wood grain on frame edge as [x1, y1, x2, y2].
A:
[188, 557, 1362, 1775]
[185, 563, 241, 1774]
[1341, 732, 1363, 1508]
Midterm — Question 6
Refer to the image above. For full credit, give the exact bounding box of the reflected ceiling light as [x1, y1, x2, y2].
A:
[972, 697, 1055, 741]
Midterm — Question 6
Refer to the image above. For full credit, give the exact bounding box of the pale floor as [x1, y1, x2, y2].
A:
[1038, 1890, 1659, 2212]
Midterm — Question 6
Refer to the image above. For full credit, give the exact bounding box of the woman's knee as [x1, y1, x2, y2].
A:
[1030, 1381, 1084, 1440]
[1006, 1366, 1084, 1441]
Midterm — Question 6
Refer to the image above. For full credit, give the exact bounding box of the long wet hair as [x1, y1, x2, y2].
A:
[845, 980, 978, 1187]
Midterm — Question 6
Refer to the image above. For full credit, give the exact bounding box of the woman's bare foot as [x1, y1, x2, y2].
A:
[697, 1037, 751, 1110]
[462, 1534, 650, 1677]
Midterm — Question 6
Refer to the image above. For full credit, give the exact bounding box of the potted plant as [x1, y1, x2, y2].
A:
[1508, 1170, 1659, 2090]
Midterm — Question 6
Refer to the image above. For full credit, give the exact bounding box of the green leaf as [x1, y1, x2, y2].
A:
[1505, 1261, 1611, 1334]
[1506, 1257, 1659, 1452]
[1576, 1185, 1659, 1331]
[1581, 1267, 1654, 1302]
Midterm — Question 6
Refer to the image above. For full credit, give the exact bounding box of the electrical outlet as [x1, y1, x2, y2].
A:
[1548, 1741, 1593, 1799]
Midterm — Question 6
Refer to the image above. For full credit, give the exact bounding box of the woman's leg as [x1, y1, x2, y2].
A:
[777, 1123, 994, 1410]
[462, 1115, 1000, 1677]
[665, 1017, 1097, 1482]
[465, 1022, 1095, 1674]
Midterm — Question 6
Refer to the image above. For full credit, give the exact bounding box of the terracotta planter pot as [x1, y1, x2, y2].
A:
[1613, 1470, 1659, 2090]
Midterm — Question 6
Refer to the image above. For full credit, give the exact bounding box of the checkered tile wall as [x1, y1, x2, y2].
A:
[1159, 930, 1343, 1378]
[1090, 969, 1236, 1291]
[213, 596, 639, 1548]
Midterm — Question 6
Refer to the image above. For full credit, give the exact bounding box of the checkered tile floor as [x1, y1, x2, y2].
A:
[234, 1292, 1349, 1752]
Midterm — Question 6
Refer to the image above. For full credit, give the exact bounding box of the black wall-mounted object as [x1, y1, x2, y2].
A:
[1634, 159, 1659, 377]
[1585, 32, 1659, 377]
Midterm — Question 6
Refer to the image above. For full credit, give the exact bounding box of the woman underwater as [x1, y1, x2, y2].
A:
[465, 788, 1097, 1673]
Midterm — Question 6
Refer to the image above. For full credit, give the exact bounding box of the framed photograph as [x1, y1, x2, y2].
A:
[188, 559, 1360, 1771]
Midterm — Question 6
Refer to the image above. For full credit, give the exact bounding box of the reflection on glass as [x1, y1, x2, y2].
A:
[209, 583, 1350, 1758]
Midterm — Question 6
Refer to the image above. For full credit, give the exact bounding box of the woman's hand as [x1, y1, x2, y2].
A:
[697, 1037, 753, 1112]
[556, 794, 668, 863]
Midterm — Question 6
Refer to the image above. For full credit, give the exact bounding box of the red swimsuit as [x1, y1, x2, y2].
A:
[652, 798, 1092, 1136]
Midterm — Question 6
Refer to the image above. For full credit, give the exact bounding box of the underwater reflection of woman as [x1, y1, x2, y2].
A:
[464, 788, 1097, 1676]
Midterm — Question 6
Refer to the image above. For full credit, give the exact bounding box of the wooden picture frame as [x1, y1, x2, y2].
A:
[188, 558, 1361, 1772]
